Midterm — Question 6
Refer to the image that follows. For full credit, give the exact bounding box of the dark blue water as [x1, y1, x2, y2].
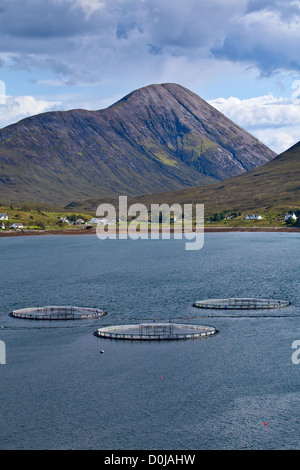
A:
[0, 232, 300, 450]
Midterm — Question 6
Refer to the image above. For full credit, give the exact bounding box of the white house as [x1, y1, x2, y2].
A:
[58, 217, 70, 224]
[88, 218, 98, 224]
[88, 218, 108, 225]
[11, 223, 24, 229]
[75, 218, 85, 225]
[285, 212, 297, 222]
[0, 213, 8, 220]
[245, 214, 263, 220]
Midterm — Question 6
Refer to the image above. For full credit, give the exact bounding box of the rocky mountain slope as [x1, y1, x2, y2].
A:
[0, 83, 276, 205]
[108, 139, 299, 216]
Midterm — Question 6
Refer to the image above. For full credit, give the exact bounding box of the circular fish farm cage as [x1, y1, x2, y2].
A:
[95, 322, 217, 341]
[193, 298, 290, 310]
[11, 306, 106, 320]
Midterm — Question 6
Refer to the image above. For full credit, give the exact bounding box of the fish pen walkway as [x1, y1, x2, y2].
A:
[193, 298, 290, 310]
[95, 322, 217, 341]
[11, 306, 106, 320]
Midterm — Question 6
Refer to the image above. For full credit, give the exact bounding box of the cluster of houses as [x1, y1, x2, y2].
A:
[57, 216, 110, 225]
[0, 209, 298, 231]
[245, 212, 298, 223]
[0, 213, 114, 231]
[0, 213, 8, 230]
[57, 216, 86, 225]
[0, 213, 24, 230]
[87, 218, 119, 225]
[87, 217, 109, 225]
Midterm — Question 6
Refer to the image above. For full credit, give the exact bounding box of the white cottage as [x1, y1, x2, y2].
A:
[11, 223, 24, 229]
[58, 217, 70, 224]
[88, 218, 99, 224]
[285, 212, 297, 221]
[88, 218, 107, 225]
[245, 214, 263, 220]
[75, 218, 85, 225]
[0, 213, 8, 220]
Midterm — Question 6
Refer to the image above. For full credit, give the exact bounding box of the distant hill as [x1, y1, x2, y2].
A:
[0, 83, 275, 205]
[130, 140, 300, 215]
[67, 140, 300, 215]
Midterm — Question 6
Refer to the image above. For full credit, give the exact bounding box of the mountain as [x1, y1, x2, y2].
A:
[0, 83, 276, 205]
[100, 139, 298, 216]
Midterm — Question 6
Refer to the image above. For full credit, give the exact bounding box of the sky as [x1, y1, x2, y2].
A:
[0, 0, 300, 154]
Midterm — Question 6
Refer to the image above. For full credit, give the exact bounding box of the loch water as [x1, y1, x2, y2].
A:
[0, 232, 300, 450]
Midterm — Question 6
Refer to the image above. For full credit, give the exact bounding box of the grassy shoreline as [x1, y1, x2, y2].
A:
[1, 225, 299, 237]
[0, 203, 299, 237]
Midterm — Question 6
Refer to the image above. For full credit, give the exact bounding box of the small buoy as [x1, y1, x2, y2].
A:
[100, 350, 104, 354]
[264, 422, 267, 426]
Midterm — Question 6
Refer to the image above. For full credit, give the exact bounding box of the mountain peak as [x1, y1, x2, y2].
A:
[111, 82, 202, 107]
[0, 83, 276, 205]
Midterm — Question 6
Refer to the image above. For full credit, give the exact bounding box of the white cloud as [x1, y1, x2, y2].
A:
[209, 93, 300, 153]
[254, 128, 299, 154]
[0, 0, 299, 155]
[209, 94, 300, 128]
[0, 0, 299, 99]
[214, 3, 300, 74]
[70, 0, 105, 19]
[48, 92, 123, 111]
[0, 95, 61, 128]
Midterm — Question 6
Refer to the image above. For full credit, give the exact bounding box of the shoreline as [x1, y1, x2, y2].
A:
[0, 226, 300, 237]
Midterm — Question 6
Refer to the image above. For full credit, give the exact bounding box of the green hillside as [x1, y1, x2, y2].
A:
[66, 140, 300, 227]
